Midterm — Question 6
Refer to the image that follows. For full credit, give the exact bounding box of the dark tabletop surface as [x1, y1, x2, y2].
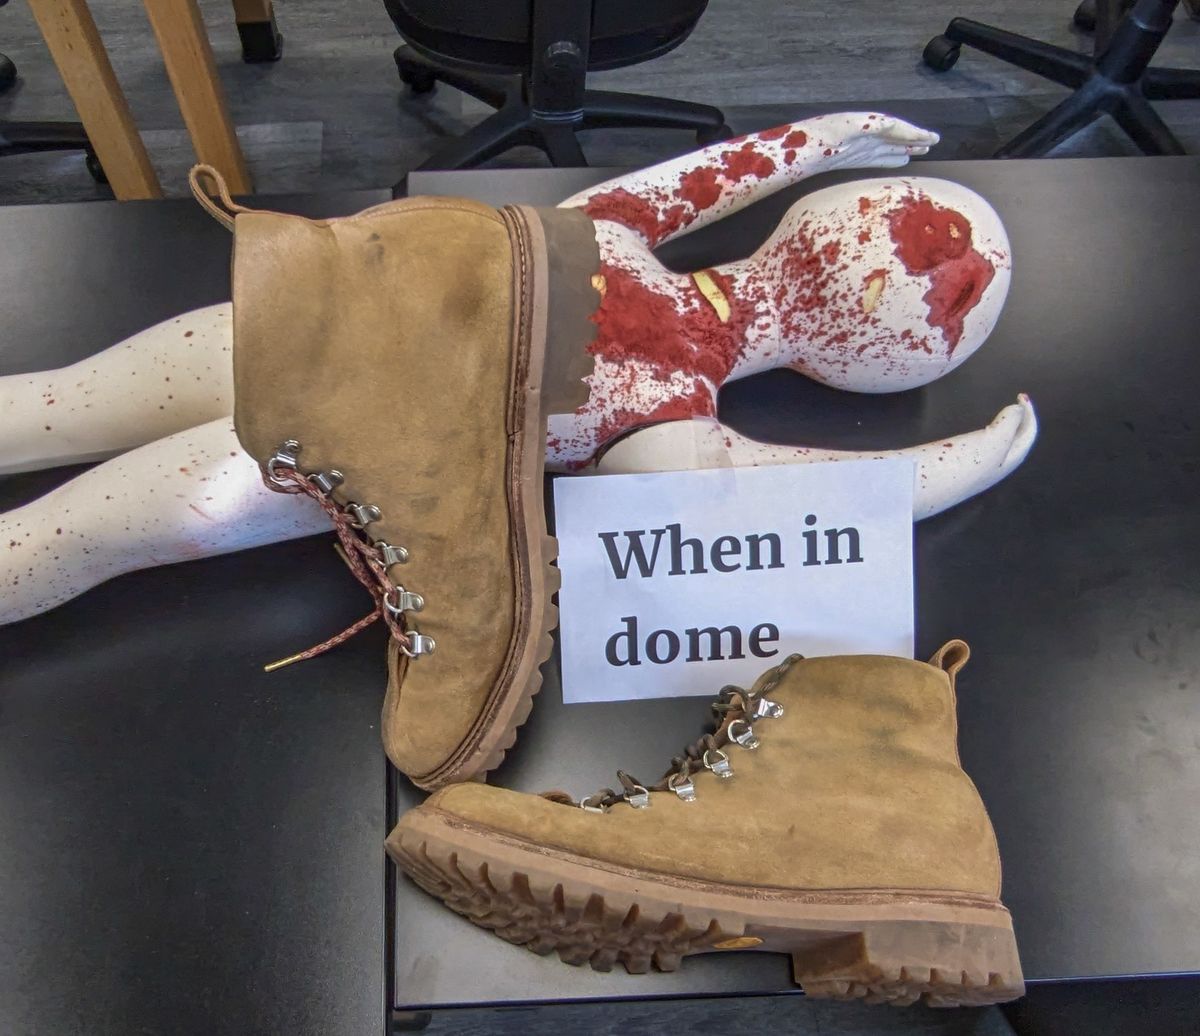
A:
[2, 157, 1199, 1034]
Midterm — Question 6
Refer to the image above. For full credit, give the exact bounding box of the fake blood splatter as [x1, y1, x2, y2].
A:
[721, 143, 776, 183]
[583, 189, 682, 246]
[587, 263, 757, 386]
[592, 381, 716, 458]
[886, 195, 994, 351]
[675, 167, 722, 211]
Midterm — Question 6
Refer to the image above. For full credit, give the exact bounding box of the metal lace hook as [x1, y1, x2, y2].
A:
[309, 469, 344, 495]
[344, 502, 383, 529]
[383, 587, 425, 614]
[703, 747, 734, 779]
[400, 631, 436, 658]
[727, 718, 760, 750]
[266, 439, 302, 488]
[668, 770, 696, 802]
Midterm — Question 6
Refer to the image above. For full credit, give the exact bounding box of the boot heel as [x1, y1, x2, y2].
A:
[790, 917, 1024, 1007]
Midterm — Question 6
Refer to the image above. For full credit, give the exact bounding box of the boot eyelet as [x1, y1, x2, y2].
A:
[728, 719, 760, 750]
[345, 502, 382, 528]
[384, 587, 424, 614]
[751, 696, 784, 720]
[624, 783, 651, 809]
[703, 748, 733, 779]
[668, 772, 696, 802]
[401, 631, 435, 658]
[265, 439, 302, 487]
[309, 469, 344, 495]
[580, 794, 609, 814]
[377, 541, 409, 567]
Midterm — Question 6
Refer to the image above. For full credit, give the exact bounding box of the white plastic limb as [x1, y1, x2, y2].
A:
[0, 303, 233, 476]
[559, 113, 939, 247]
[0, 416, 327, 626]
[594, 395, 1037, 521]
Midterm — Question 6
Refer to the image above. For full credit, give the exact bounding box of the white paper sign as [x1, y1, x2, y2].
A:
[553, 459, 914, 704]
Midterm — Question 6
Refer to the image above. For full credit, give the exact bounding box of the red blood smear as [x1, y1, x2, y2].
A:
[823, 148, 832, 156]
[675, 167, 722, 211]
[784, 150, 797, 164]
[858, 196, 872, 214]
[772, 225, 844, 337]
[591, 381, 716, 459]
[588, 262, 757, 387]
[586, 186, 703, 246]
[583, 188, 663, 243]
[782, 130, 808, 149]
[758, 125, 790, 141]
[887, 196, 971, 271]
[721, 143, 776, 183]
[886, 195, 995, 351]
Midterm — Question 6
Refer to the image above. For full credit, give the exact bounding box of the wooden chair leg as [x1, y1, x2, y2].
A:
[26, 0, 162, 199]
[232, 0, 283, 63]
[142, 0, 253, 194]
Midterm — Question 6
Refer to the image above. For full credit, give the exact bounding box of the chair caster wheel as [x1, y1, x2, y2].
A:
[1073, 0, 1097, 31]
[922, 35, 961, 72]
[398, 66, 436, 94]
[696, 123, 734, 146]
[85, 151, 107, 185]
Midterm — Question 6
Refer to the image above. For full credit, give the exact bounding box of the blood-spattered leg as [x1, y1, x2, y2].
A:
[593, 396, 1037, 521]
[559, 114, 938, 248]
[0, 303, 233, 476]
[726, 177, 1012, 393]
[0, 416, 326, 626]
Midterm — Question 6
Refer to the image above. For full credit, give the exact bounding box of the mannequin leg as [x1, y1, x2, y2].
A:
[0, 303, 233, 475]
[1, 416, 326, 626]
[592, 396, 1037, 521]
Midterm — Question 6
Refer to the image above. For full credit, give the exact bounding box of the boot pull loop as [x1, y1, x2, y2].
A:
[929, 639, 970, 689]
[188, 163, 253, 231]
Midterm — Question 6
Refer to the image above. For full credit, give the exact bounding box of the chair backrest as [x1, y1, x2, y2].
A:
[384, 0, 708, 73]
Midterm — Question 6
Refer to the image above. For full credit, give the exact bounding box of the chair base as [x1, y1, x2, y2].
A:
[1, 51, 16, 92]
[0, 120, 108, 182]
[924, 0, 1200, 157]
[393, 44, 731, 181]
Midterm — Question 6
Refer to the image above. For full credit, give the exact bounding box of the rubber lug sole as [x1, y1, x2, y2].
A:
[388, 807, 1025, 1007]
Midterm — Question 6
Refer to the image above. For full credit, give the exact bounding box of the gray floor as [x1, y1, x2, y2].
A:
[0, 0, 1198, 203]
[1, 2, 1195, 1033]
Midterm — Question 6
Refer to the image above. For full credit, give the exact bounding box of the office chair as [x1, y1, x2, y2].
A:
[924, 0, 1200, 156]
[0, 0, 105, 180]
[384, 0, 730, 172]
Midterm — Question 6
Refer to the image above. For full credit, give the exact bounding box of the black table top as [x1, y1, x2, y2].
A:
[2, 157, 1199, 1034]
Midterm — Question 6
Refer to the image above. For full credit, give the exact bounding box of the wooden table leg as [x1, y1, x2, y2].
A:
[26, 0, 162, 200]
[142, 0, 253, 194]
[232, 0, 283, 63]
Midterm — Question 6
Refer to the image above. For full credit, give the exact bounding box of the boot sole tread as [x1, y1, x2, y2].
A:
[389, 807, 1025, 1007]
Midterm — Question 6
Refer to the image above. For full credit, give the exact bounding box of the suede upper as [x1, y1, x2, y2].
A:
[231, 197, 522, 779]
[424, 651, 1003, 897]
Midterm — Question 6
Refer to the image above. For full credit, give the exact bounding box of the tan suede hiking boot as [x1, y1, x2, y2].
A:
[387, 641, 1024, 1006]
[190, 166, 600, 790]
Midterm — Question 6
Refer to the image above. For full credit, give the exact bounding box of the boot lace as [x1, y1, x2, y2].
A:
[257, 439, 434, 670]
[550, 652, 803, 812]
